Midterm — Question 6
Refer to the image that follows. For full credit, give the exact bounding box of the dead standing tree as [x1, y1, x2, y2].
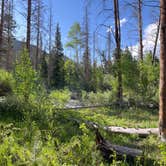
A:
[82, 6, 91, 90]
[0, 0, 5, 63]
[113, 0, 123, 104]
[159, 0, 166, 142]
[138, 0, 143, 60]
[26, 0, 31, 55]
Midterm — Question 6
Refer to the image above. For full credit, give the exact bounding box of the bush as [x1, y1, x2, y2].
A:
[58, 123, 103, 165]
[49, 89, 71, 107]
[81, 90, 112, 105]
[0, 69, 14, 96]
[159, 143, 166, 165]
[13, 48, 38, 102]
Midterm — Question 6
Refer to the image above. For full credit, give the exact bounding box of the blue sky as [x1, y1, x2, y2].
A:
[14, 0, 160, 57]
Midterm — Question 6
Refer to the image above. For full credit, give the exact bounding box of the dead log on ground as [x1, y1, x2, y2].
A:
[95, 129, 143, 163]
[104, 126, 159, 137]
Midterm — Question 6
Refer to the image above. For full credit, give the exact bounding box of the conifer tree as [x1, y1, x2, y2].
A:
[40, 51, 48, 86]
[49, 24, 64, 88]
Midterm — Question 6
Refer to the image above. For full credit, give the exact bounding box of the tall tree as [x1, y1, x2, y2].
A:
[82, 6, 91, 90]
[40, 51, 48, 87]
[0, 0, 5, 49]
[113, 0, 123, 103]
[0, 0, 5, 63]
[159, 0, 166, 142]
[152, 15, 160, 65]
[138, 0, 143, 60]
[65, 22, 82, 64]
[5, 0, 16, 70]
[26, 0, 31, 54]
[34, 0, 44, 70]
[49, 24, 64, 88]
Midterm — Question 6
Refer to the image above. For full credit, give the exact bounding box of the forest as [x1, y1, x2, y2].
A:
[0, 0, 166, 165]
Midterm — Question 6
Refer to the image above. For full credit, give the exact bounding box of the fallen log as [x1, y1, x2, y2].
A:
[104, 126, 159, 137]
[95, 129, 143, 163]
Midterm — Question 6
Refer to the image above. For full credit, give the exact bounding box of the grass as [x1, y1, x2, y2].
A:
[56, 107, 160, 161]
[0, 103, 162, 165]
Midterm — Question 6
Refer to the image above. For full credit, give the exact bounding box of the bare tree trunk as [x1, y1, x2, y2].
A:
[48, 5, 53, 88]
[138, 0, 143, 61]
[83, 6, 91, 90]
[0, 0, 5, 51]
[35, 0, 41, 70]
[6, 0, 13, 70]
[113, 0, 123, 104]
[152, 15, 160, 65]
[159, 0, 166, 142]
[26, 0, 31, 54]
[48, 6, 52, 54]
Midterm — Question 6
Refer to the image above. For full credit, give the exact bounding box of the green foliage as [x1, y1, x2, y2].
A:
[13, 48, 37, 102]
[90, 63, 104, 92]
[121, 49, 139, 98]
[81, 90, 111, 105]
[49, 23, 65, 88]
[64, 59, 79, 89]
[138, 53, 159, 102]
[49, 89, 71, 107]
[58, 123, 103, 166]
[39, 51, 48, 87]
[0, 69, 14, 96]
[159, 143, 166, 165]
[65, 22, 82, 50]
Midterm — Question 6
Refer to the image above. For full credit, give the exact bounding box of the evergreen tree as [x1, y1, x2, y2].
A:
[49, 23, 64, 89]
[40, 51, 48, 87]
[65, 22, 82, 64]
[13, 48, 37, 102]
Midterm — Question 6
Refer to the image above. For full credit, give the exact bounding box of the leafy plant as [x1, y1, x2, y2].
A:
[13, 48, 38, 102]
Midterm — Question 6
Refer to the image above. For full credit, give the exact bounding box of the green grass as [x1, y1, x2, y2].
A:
[0, 104, 162, 165]
[56, 107, 160, 161]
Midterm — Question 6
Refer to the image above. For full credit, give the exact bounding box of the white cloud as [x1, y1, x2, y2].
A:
[120, 18, 127, 27]
[107, 18, 127, 33]
[129, 22, 160, 58]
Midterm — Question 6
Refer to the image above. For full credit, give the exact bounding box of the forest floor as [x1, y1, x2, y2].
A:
[60, 106, 160, 160]
[0, 97, 161, 164]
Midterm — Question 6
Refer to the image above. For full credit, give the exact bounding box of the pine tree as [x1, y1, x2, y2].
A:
[40, 51, 48, 87]
[49, 23, 65, 89]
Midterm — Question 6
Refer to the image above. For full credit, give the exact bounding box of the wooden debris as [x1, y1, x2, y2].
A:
[95, 130, 143, 163]
[104, 126, 159, 137]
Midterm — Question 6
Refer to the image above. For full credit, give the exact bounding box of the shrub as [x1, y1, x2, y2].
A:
[0, 69, 14, 96]
[81, 90, 112, 105]
[159, 143, 166, 165]
[13, 48, 37, 102]
[58, 123, 103, 165]
[49, 89, 71, 107]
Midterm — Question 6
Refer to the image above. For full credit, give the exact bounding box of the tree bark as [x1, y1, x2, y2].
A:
[26, 0, 31, 55]
[152, 16, 160, 65]
[0, 0, 5, 50]
[113, 0, 123, 104]
[138, 0, 143, 61]
[35, 0, 41, 70]
[159, 0, 166, 142]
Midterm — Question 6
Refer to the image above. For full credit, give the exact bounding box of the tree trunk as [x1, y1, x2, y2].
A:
[26, 0, 31, 55]
[0, 0, 5, 51]
[113, 0, 123, 104]
[6, 0, 13, 71]
[35, 0, 41, 70]
[159, 0, 166, 142]
[138, 0, 143, 61]
[152, 15, 160, 65]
